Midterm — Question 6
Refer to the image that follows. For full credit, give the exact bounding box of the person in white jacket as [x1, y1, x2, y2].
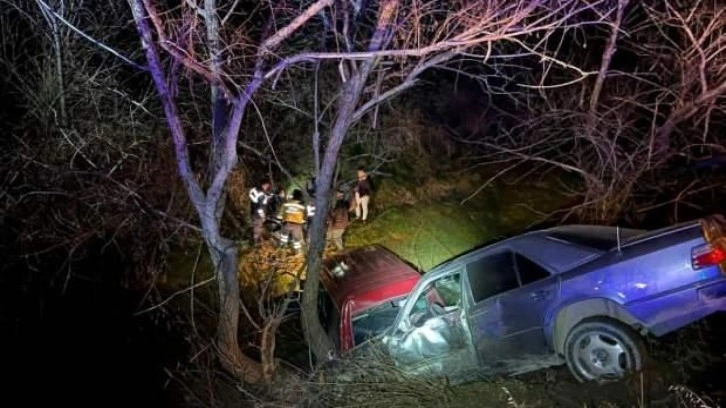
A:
[249, 179, 272, 245]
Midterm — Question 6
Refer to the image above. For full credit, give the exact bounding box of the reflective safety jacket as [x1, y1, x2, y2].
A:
[277, 199, 307, 224]
[249, 187, 271, 218]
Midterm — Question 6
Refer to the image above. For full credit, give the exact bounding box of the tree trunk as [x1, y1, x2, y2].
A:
[51, 12, 67, 127]
[653, 79, 726, 159]
[312, 62, 321, 175]
[302, 0, 399, 363]
[130, 0, 262, 382]
[260, 316, 283, 382]
[302, 73, 371, 363]
[210, 237, 262, 382]
[204, 0, 228, 221]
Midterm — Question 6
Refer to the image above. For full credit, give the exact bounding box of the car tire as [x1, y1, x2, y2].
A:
[564, 318, 645, 383]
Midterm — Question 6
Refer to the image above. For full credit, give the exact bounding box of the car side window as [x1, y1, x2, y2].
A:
[409, 273, 461, 318]
[467, 251, 519, 303]
[514, 253, 550, 285]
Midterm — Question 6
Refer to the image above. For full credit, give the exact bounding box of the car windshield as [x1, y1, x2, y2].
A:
[352, 298, 406, 346]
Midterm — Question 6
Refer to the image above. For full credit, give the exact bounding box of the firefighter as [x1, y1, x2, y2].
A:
[249, 179, 272, 245]
[276, 189, 307, 254]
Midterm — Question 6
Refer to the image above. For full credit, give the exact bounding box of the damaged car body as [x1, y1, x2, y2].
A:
[319, 215, 726, 383]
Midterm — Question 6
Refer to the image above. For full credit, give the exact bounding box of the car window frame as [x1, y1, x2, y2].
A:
[465, 248, 521, 304]
[513, 252, 552, 287]
[393, 267, 463, 333]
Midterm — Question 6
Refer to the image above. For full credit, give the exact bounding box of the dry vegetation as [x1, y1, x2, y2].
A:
[238, 243, 307, 298]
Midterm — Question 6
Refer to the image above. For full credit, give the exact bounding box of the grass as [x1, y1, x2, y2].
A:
[345, 173, 568, 271]
[164, 170, 569, 285]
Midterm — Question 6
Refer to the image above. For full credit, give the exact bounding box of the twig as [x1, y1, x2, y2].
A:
[460, 161, 522, 205]
[135, 276, 215, 316]
[190, 242, 203, 335]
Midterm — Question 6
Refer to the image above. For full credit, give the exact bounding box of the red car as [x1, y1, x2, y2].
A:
[318, 245, 421, 353]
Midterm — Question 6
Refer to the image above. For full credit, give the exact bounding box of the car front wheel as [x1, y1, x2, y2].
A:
[564, 318, 645, 382]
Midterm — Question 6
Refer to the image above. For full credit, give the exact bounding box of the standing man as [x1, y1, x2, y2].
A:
[249, 179, 272, 245]
[353, 166, 373, 222]
[326, 191, 350, 250]
[276, 189, 307, 254]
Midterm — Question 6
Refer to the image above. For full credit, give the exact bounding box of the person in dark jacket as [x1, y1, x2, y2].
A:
[267, 187, 286, 216]
[353, 167, 373, 221]
[326, 191, 350, 250]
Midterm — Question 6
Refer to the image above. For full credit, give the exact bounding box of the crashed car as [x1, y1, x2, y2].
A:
[319, 245, 421, 352]
[318, 214, 726, 382]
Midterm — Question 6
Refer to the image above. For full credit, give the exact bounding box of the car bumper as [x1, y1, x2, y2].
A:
[697, 278, 726, 311]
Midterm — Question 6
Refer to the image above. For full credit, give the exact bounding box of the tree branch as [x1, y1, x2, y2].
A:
[260, 0, 334, 53]
[352, 50, 459, 123]
[141, 0, 234, 99]
[35, 0, 145, 70]
[129, 0, 206, 212]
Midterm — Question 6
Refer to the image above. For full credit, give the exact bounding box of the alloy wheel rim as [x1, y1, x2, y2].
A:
[572, 330, 632, 381]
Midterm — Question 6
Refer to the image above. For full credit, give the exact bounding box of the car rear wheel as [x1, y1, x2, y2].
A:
[564, 318, 645, 383]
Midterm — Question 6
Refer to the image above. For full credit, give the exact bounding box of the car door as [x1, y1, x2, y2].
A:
[497, 252, 560, 369]
[465, 250, 560, 373]
[384, 269, 478, 378]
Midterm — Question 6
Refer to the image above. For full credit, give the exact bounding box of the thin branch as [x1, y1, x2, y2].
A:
[35, 0, 145, 70]
[135, 276, 216, 316]
[260, 0, 334, 53]
[352, 50, 459, 123]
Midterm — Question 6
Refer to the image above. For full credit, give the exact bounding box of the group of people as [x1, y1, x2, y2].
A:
[247, 167, 375, 254]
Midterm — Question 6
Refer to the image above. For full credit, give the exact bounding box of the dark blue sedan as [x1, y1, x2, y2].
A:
[380, 214, 726, 382]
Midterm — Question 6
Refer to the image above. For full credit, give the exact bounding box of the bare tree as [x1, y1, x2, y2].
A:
[461, 0, 725, 223]
[127, 0, 335, 381]
[643, 0, 726, 157]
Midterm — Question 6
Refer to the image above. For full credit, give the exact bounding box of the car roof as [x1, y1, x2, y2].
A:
[321, 245, 421, 315]
[426, 224, 646, 275]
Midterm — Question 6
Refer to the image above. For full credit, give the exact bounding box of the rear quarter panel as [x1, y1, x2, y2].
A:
[552, 224, 724, 338]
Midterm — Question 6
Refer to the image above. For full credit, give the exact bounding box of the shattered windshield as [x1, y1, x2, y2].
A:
[352, 298, 406, 346]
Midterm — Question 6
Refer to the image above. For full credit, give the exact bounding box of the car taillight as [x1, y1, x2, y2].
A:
[691, 244, 726, 270]
[698, 214, 726, 273]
